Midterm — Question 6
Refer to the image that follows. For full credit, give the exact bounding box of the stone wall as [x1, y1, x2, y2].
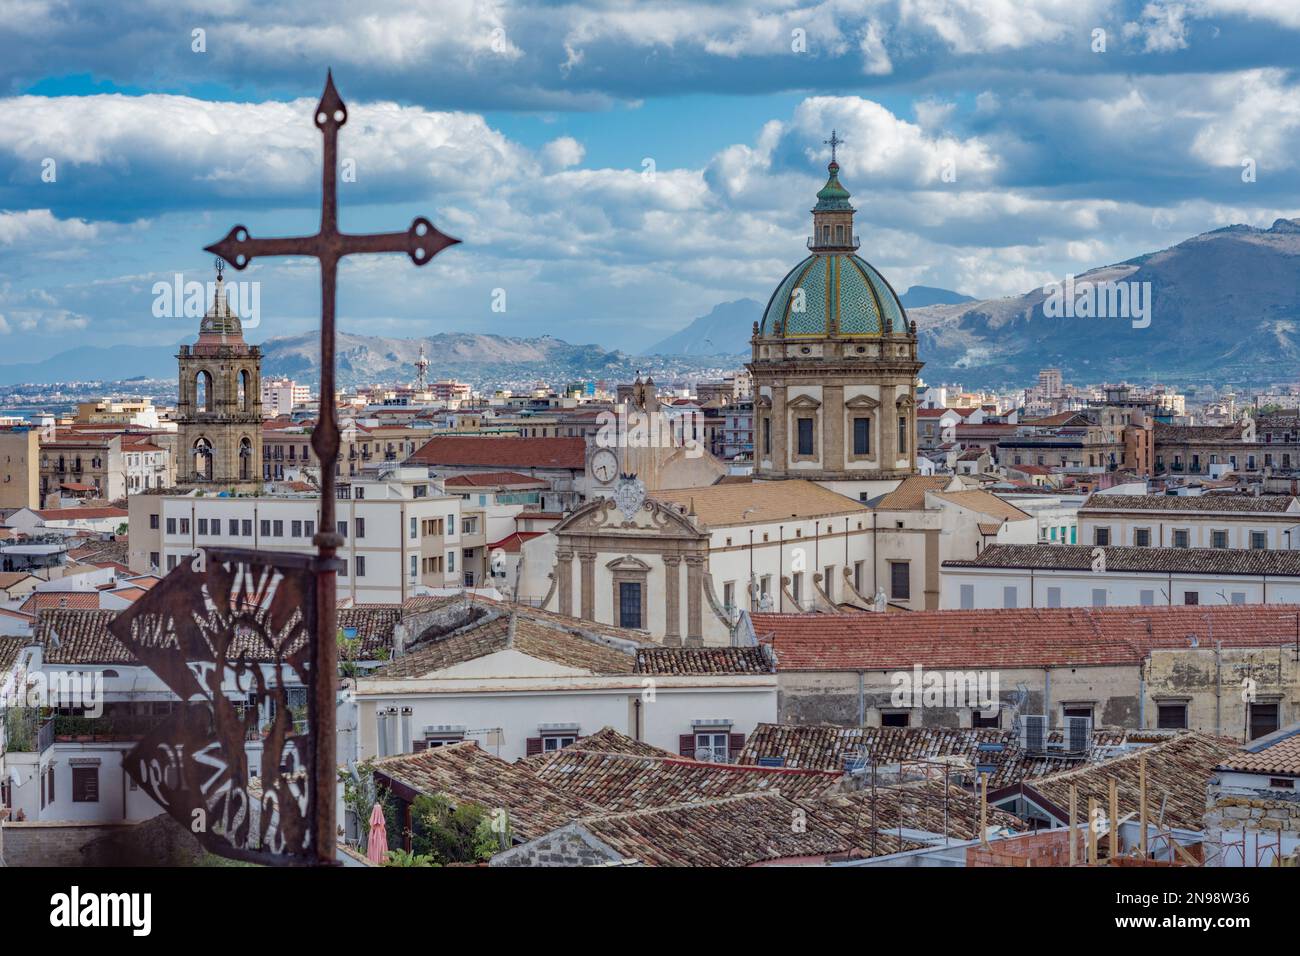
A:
[1, 814, 204, 867]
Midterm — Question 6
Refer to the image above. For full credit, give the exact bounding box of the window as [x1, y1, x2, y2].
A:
[723, 581, 735, 611]
[1251, 531, 1268, 550]
[149, 514, 159, 530]
[355, 517, 366, 539]
[853, 417, 870, 455]
[619, 581, 642, 629]
[292, 520, 303, 538]
[542, 734, 577, 752]
[1181, 591, 1198, 605]
[1063, 705, 1093, 722]
[338, 520, 348, 539]
[1046, 586, 1061, 608]
[260, 519, 271, 537]
[1212, 530, 1228, 549]
[881, 711, 910, 728]
[889, 562, 909, 600]
[1093, 527, 1110, 546]
[305, 520, 314, 537]
[229, 519, 239, 536]
[853, 561, 864, 594]
[198, 518, 208, 535]
[897, 416, 908, 454]
[355, 556, 366, 577]
[1250, 703, 1280, 740]
[694, 732, 729, 763]
[972, 709, 1000, 729]
[1002, 586, 1018, 609]
[448, 515, 456, 535]
[274, 520, 284, 536]
[762, 418, 771, 455]
[1157, 702, 1188, 729]
[1091, 588, 1107, 607]
[72, 766, 99, 803]
[179, 518, 190, 534]
[447, 551, 456, 573]
[1139, 589, 1155, 606]
[410, 517, 417, 540]
[166, 517, 177, 535]
[149, 552, 159, 568]
[960, 584, 975, 609]
[1231, 592, 1247, 605]
[242, 520, 252, 537]
[797, 418, 815, 456]
[1173, 529, 1189, 548]
[1134, 528, 1151, 547]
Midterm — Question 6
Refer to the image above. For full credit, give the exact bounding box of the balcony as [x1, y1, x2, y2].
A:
[807, 234, 860, 250]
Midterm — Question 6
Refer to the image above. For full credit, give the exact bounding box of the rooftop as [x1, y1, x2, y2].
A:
[372, 741, 599, 841]
[752, 604, 1300, 671]
[1080, 493, 1300, 514]
[653, 479, 868, 527]
[409, 436, 586, 470]
[1218, 722, 1300, 776]
[945, 542, 1300, 576]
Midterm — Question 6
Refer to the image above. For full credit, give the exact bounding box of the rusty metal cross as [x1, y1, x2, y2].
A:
[205, 70, 459, 863]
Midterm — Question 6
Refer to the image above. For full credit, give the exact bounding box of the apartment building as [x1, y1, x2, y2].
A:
[1078, 493, 1300, 550]
[127, 467, 467, 602]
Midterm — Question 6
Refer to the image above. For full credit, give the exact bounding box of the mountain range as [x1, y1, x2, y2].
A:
[3, 221, 1298, 389]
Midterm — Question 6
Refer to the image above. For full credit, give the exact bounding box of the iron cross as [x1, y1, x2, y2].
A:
[824, 129, 843, 163]
[204, 70, 459, 863]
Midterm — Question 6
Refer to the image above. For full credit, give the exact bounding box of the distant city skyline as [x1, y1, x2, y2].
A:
[4, 2, 1300, 363]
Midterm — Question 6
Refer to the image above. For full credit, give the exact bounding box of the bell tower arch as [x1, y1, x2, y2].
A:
[175, 260, 263, 492]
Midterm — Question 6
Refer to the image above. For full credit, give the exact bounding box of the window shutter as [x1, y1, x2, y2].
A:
[678, 734, 696, 758]
[728, 733, 746, 761]
[525, 737, 544, 757]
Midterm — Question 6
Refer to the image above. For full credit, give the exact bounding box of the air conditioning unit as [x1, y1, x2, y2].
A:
[1063, 716, 1092, 754]
[1019, 714, 1047, 753]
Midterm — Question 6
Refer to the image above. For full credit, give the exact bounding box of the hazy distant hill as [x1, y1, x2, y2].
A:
[909, 218, 1300, 387]
[645, 299, 760, 356]
[899, 285, 976, 308]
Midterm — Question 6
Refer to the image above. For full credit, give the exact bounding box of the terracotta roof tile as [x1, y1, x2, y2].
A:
[753, 604, 1300, 671]
[576, 792, 851, 866]
[528, 749, 839, 811]
[1081, 494, 1299, 514]
[443, 471, 550, 488]
[634, 645, 774, 675]
[947, 543, 1300, 576]
[1218, 723, 1300, 776]
[373, 741, 600, 841]
[653, 479, 867, 527]
[1022, 732, 1238, 830]
[737, 723, 1128, 789]
[410, 436, 586, 470]
[875, 476, 951, 510]
[20, 592, 101, 614]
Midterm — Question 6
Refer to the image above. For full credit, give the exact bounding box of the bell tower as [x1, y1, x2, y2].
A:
[175, 260, 263, 492]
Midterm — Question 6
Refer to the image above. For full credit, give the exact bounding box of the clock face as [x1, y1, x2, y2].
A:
[591, 448, 618, 484]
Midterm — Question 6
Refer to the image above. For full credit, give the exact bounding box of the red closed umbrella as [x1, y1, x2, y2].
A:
[366, 802, 389, 864]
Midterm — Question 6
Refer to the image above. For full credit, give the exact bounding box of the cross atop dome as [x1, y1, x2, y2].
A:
[824, 129, 843, 164]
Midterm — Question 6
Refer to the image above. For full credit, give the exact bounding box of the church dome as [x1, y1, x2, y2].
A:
[760, 252, 907, 337]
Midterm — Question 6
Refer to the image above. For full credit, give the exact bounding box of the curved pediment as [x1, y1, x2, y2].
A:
[551, 495, 705, 539]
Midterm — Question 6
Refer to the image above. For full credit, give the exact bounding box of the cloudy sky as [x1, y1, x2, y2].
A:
[2, 0, 1299, 361]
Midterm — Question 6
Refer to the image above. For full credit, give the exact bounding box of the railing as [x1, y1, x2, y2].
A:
[694, 746, 731, 763]
[38, 717, 55, 754]
[807, 234, 860, 249]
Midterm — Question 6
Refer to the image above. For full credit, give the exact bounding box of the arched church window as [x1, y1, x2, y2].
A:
[194, 438, 213, 481]
[835, 224, 844, 242]
[239, 438, 252, 481]
[196, 371, 213, 413]
[239, 369, 251, 412]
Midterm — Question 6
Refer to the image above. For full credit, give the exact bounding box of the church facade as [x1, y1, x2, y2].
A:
[174, 265, 264, 492]
[748, 141, 923, 501]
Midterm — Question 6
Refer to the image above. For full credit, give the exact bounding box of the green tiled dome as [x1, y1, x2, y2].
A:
[760, 253, 907, 337]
